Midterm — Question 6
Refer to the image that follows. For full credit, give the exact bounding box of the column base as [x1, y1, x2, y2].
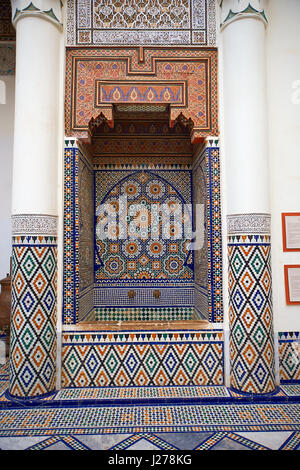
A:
[9, 218, 58, 400]
[229, 385, 280, 397]
[5, 388, 57, 404]
[228, 214, 277, 395]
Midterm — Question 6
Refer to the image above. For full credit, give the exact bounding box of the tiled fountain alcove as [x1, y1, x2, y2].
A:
[68, 107, 214, 323]
[62, 106, 224, 388]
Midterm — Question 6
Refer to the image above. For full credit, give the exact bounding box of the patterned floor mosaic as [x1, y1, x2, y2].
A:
[54, 385, 230, 402]
[0, 363, 299, 449]
[0, 362, 300, 406]
[0, 402, 299, 436]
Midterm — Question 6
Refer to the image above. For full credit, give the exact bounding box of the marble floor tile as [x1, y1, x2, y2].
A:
[235, 431, 293, 450]
[46, 441, 72, 450]
[77, 433, 133, 450]
[126, 438, 162, 450]
[0, 436, 48, 450]
[154, 432, 214, 450]
[210, 437, 249, 451]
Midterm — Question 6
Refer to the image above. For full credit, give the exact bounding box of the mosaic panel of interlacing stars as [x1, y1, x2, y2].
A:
[10, 237, 57, 398]
[61, 330, 224, 388]
[67, 0, 216, 46]
[95, 169, 193, 284]
[63, 140, 223, 324]
[193, 143, 223, 322]
[228, 236, 276, 394]
[78, 151, 94, 294]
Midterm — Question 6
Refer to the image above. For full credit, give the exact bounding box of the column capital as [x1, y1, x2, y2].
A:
[227, 213, 271, 235]
[10, 0, 63, 28]
[219, 0, 268, 29]
[11, 214, 58, 236]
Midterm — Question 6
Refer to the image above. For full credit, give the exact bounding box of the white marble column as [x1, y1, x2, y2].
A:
[221, 0, 276, 394]
[9, 0, 63, 398]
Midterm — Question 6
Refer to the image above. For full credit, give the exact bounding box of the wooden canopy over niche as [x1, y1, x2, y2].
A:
[86, 105, 194, 165]
[65, 47, 218, 143]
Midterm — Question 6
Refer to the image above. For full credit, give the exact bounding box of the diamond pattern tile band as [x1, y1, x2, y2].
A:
[227, 217, 276, 395]
[278, 332, 300, 383]
[9, 235, 57, 398]
[62, 330, 224, 388]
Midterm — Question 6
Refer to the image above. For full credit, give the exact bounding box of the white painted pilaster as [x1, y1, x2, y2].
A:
[11, 0, 63, 216]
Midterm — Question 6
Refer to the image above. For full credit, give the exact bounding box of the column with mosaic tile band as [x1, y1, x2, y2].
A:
[227, 215, 276, 393]
[10, 216, 58, 398]
[221, 0, 276, 393]
[8, 0, 63, 397]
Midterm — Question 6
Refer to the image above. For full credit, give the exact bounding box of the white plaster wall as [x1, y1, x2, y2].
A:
[221, 16, 269, 214]
[0, 76, 15, 280]
[56, 1, 69, 390]
[216, 3, 230, 386]
[12, 16, 62, 215]
[266, 0, 300, 333]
